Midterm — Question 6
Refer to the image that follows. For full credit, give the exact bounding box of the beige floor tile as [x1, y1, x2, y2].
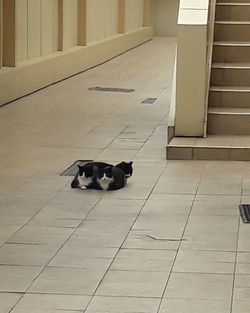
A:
[27, 202, 93, 228]
[164, 272, 233, 300]
[86, 199, 144, 221]
[97, 149, 137, 162]
[159, 299, 231, 313]
[161, 160, 206, 178]
[0, 197, 48, 225]
[0, 243, 58, 266]
[122, 229, 180, 250]
[234, 275, 250, 301]
[50, 190, 102, 205]
[133, 215, 188, 239]
[49, 243, 118, 260]
[14, 294, 91, 311]
[110, 248, 175, 272]
[86, 296, 160, 313]
[0, 293, 22, 313]
[67, 229, 126, 248]
[0, 265, 42, 292]
[141, 197, 193, 216]
[232, 300, 250, 313]
[197, 177, 242, 195]
[192, 195, 240, 216]
[107, 139, 144, 150]
[8, 226, 74, 245]
[79, 219, 132, 233]
[238, 224, 250, 252]
[181, 215, 239, 251]
[0, 225, 23, 245]
[28, 266, 106, 295]
[49, 254, 113, 269]
[173, 250, 235, 274]
[153, 176, 200, 195]
[11, 309, 81, 313]
[96, 270, 168, 298]
[236, 252, 250, 274]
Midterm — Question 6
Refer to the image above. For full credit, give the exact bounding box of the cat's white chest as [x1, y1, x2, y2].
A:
[78, 175, 93, 187]
[98, 177, 113, 190]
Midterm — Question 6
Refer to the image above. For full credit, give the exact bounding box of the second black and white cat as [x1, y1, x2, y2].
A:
[71, 161, 133, 191]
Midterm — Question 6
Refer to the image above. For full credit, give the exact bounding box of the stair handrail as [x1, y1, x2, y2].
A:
[204, 0, 217, 137]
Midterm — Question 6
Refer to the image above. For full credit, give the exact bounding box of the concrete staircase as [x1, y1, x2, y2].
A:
[167, 0, 250, 160]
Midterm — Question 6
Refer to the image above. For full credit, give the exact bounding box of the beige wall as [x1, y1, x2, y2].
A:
[87, 0, 118, 43]
[125, 0, 144, 32]
[16, 0, 58, 62]
[63, 0, 78, 50]
[151, 0, 179, 37]
[0, 0, 153, 105]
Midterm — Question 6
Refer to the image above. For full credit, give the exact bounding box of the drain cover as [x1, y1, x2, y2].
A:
[89, 87, 135, 93]
[239, 204, 250, 223]
[141, 98, 157, 104]
[60, 160, 93, 176]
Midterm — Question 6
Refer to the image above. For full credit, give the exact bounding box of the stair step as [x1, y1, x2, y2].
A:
[212, 62, 250, 68]
[216, 3, 250, 21]
[210, 86, 250, 92]
[217, 0, 250, 3]
[213, 41, 250, 62]
[214, 22, 250, 41]
[167, 135, 250, 160]
[209, 86, 250, 108]
[207, 107, 250, 135]
[208, 107, 250, 115]
[211, 63, 250, 86]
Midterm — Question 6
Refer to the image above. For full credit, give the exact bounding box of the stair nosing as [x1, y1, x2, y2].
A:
[214, 41, 250, 47]
[216, 2, 250, 6]
[210, 86, 250, 92]
[215, 20, 250, 25]
[212, 62, 250, 69]
[208, 107, 250, 115]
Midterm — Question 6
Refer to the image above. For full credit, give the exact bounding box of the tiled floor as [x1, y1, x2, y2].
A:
[0, 38, 249, 313]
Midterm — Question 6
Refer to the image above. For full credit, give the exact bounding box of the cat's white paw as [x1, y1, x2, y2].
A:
[80, 186, 87, 190]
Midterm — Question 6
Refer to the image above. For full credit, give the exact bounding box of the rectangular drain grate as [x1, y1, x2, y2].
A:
[89, 87, 135, 93]
[141, 98, 157, 104]
[239, 204, 250, 223]
[60, 160, 93, 176]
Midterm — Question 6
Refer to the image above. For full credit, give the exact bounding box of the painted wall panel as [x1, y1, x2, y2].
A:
[0, 0, 2, 67]
[27, 0, 41, 59]
[125, 0, 143, 32]
[16, 0, 28, 62]
[87, 0, 118, 43]
[151, 0, 179, 37]
[63, 0, 78, 50]
[41, 0, 58, 55]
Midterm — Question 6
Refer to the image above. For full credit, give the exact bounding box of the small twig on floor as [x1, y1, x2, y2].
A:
[146, 235, 187, 242]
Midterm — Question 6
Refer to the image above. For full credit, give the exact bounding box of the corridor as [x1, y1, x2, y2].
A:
[0, 38, 248, 313]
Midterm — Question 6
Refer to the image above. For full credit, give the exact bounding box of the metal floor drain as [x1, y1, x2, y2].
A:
[60, 160, 93, 176]
[89, 87, 135, 93]
[141, 98, 157, 104]
[239, 204, 250, 223]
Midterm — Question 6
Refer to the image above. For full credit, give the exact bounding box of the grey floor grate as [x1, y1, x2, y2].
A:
[141, 98, 157, 104]
[60, 160, 93, 176]
[239, 204, 250, 223]
[89, 87, 135, 93]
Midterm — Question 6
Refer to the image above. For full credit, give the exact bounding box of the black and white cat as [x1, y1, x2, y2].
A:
[82, 161, 133, 178]
[71, 161, 132, 190]
[96, 166, 126, 190]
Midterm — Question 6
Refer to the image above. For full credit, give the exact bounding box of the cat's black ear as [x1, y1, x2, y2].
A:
[77, 165, 83, 170]
[129, 162, 133, 165]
